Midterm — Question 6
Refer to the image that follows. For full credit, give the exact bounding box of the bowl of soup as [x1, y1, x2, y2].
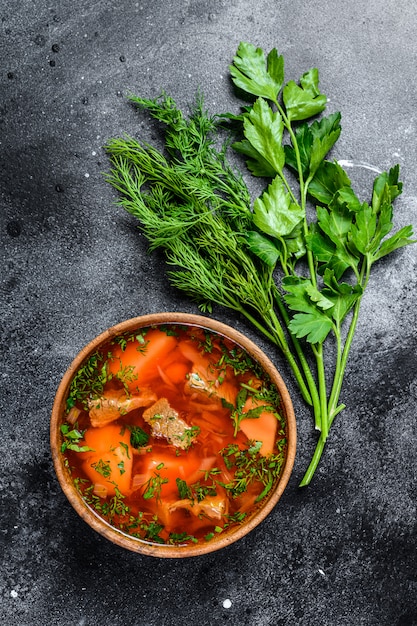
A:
[50, 312, 296, 557]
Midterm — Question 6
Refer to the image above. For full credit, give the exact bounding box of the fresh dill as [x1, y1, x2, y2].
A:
[91, 459, 112, 478]
[142, 464, 168, 501]
[111, 331, 149, 353]
[66, 351, 108, 411]
[60, 424, 94, 453]
[219, 440, 286, 500]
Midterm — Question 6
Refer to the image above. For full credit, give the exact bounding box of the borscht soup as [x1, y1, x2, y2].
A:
[60, 323, 288, 547]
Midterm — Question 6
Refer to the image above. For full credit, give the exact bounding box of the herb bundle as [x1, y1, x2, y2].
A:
[105, 42, 415, 485]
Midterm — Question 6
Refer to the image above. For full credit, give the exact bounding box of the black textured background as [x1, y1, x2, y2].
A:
[1, 2, 417, 625]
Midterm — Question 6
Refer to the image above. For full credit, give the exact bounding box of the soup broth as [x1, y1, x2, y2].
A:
[61, 323, 287, 547]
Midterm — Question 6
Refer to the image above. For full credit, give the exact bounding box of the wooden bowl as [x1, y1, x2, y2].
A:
[50, 313, 296, 557]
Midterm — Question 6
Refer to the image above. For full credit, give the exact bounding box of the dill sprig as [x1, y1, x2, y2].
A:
[105, 94, 311, 404]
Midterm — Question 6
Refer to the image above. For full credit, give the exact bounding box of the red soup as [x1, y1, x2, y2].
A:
[60, 323, 287, 547]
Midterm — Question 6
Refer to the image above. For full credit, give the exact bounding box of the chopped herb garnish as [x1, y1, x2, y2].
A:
[60, 423, 94, 453]
[114, 364, 138, 387]
[141, 518, 165, 543]
[66, 351, 108, 411]
[176, 478, 192, 500]
[82, 483, 130, 522]
[219, 440, 286, 499]
[128, 425, 149, 449]
[142, 467, 168, 501]
[168, 532, 198, 544]
[119, 441, 130, 459]
[91, 459, 111, 478]
[175, 425, 201, 449]
[111, 332, 149, 353]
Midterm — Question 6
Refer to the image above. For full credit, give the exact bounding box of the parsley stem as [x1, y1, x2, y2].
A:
[304, 261, 370, 486]
[237, 301, 313, 406]
[327, 259, 371, 421]
[299, 431, 326, 487]
[277, 104, 317, 289]
[272, 286, 317, 408]
[312, 343, 328, 437]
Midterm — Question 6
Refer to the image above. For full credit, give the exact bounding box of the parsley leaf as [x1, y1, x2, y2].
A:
[282, 68, 327, 121]
[230, 42, 284, 101]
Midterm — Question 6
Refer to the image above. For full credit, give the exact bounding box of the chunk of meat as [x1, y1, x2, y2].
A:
[168, 495, 227, 520]
[88, 387, 157, 428]
[142, 397, 198, 450]
[184, 367, 237, 407]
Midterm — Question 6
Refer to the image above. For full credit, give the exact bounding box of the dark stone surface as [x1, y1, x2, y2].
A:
[1, 1, 417, 624]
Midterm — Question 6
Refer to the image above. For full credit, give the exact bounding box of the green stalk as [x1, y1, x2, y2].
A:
[299, 317, 353, 486]
[272, 285, 320, 413]
[299, 433, 326, 487]
[278, 109, 327, 430]
[327, 258, 371, 422]
[300, 257, 372, 487]
[311, 343, 328, 436]
[276, 102, 317, 290]
[237, 302, 313, 407]
[326, 321, 344, 422]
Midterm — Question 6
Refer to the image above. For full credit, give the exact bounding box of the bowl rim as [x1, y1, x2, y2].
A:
[50, 312, 296, 558]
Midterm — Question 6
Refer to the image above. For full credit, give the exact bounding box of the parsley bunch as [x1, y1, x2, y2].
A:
[105, 42, 415, 485]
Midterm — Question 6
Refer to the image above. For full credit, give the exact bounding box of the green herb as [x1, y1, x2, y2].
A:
[81, 483, 130, 523]
[111, 331, 149, 352]
[66, 351, 108, 411]
[217, 347, 255, 376]
[105, 42, 416, 485]
[128, 425, 150, 449]
[159, 324, 181, 337]
[222, 385, 280, 437]
[142, 465, 169, 501]
[139, 516, 165, 543]
[76, 478, 168, 541]
[219, 440, 286, 499]
[91, 458, 112, 478]
[201, 467, 222, 481]
[175, 424, 201, 449]
[114, 364, 138, 388]
[168, 532, 198, 544]
[190, 482, 218, 502]
[60, 424, 94, 453]
[177, 471, 221, 504]
[176, 477, 192, 499]
[225, 511, 247, 524]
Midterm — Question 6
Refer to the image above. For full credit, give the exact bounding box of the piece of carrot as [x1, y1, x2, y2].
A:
[239, 397, 278, 456]
[108, 328, 178, 390]
[163, 361, 190, 385]
[80, 424, 133, 496]
[132, 447, 202, 499]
